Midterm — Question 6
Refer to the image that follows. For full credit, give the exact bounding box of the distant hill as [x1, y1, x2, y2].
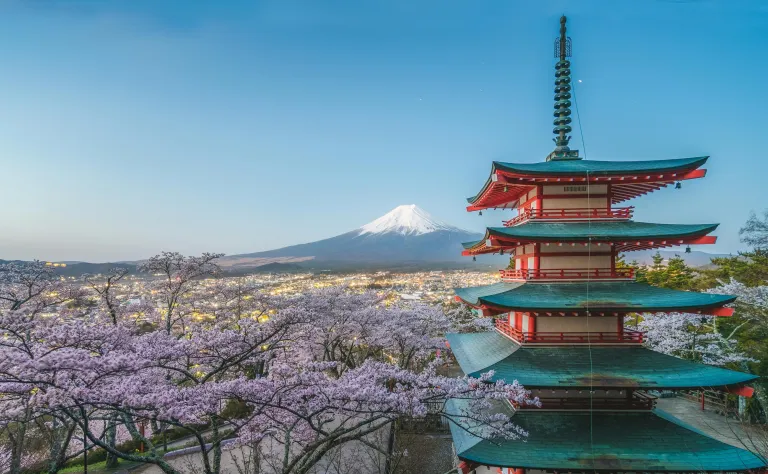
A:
[250, 262, 304, 273]
[0, 260, 136, 277]
[621, 249, 731, 267]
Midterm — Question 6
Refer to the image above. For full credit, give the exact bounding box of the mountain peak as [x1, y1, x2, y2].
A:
[358, 204, 459, 236]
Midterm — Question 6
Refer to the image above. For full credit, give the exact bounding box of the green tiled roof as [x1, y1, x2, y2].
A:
[447, 399, 764, 471]
[454, 281, 735, 312]
[450, 281, 524, 304]
[494, 156, 708, 176]
[446, 331, 757, 388]
[462, 221, 719, 249]
[467, 156, 708, 204]
[462, 240, 481, 249]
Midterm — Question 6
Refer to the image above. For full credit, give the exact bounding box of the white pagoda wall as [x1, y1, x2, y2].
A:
[539, 254, 612, 269]
[515, 184, 613, 212]
[540, 196, 608, 210]
[536, 315, 618, 333]
[540, 243, 608, 253]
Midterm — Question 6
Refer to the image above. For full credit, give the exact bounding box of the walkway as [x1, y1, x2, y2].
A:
[657, 396, 749, 448]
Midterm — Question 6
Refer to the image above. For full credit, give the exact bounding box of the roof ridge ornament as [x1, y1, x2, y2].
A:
[547, 15, 581, 162]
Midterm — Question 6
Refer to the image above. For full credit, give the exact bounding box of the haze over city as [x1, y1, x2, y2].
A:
[1, 0, 766, 262]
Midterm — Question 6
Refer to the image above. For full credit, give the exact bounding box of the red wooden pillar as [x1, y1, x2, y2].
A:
[700, 391, 706, 411]
[536, 184, 543, 212]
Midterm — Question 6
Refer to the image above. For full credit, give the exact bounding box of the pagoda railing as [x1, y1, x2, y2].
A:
[504, 207, 634, 227]
[533, 392, 656, 411]
[495, 319, 644, 345]
[499, 267, 635, 281]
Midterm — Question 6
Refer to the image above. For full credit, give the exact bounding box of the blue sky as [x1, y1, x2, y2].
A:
[1, 0, 766, 262]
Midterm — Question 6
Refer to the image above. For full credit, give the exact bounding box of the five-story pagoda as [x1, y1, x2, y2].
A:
[446, 16, 765, 474]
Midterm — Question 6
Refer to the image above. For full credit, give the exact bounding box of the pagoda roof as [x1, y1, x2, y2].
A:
[455, 281, 735, 314]
[446, 331, 757, 389]
[467, 156, 709, 211]
[447, 399, 764, 472]
[462, 221, 718, 254]
[493, 156, 708, 177]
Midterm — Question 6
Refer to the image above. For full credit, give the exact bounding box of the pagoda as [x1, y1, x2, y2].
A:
[447, 16, 765, 474]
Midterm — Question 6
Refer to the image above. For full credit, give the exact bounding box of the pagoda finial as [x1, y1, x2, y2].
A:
[558, 15, 569, 61]
[547, 15, 580, 161]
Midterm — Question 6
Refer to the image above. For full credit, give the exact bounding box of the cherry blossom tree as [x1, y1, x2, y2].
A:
[0, 309, 86, 474]
[740, 210, 768, 250]
[223, 361, 530, 474]
[292, 287, 453, 373]
[0, 261, 85, 474]
[708, 280, 768, 321]
[4, 308, 530, 474]
[0, 260, 81, 313]
[82, 267, 145, 467]
[83, 267, 130, 325]
[443, 301, 493, 333]
[636, 311, 751, 366]
[138, 252, 223, 333]
[629, 279, 768, 368]
[0, 253, 536, 474]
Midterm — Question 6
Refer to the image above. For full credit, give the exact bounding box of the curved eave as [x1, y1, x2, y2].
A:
[461, 221, 719, 254]
[448, 401, 765, 472]
[445, 331, 757, 389]
[454, 281, 736, 314]
[466, 156, 709, 211]
[495, 156, 709, 177]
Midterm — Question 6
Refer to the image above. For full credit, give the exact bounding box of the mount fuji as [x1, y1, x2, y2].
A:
[224, 205, 482, 268]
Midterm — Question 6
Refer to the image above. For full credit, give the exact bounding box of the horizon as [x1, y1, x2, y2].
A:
[2, 1, 766, 261]
[0, 202, 734, 265]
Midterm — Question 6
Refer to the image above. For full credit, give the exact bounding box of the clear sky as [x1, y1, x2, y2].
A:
[1, 0, 766, 262]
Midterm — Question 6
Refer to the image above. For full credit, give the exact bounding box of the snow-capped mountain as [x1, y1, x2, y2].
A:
[358, 204, 462, 236]
[228, 205, 481, 267]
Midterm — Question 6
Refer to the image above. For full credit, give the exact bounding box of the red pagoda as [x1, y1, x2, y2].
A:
[446, 16, 764, 474]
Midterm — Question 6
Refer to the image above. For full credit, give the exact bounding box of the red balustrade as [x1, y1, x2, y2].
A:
[494, 319, 643, 344]
[499, 267, 634, 281]
[534, 393, 656, 410]
[504, 207, 634, 227]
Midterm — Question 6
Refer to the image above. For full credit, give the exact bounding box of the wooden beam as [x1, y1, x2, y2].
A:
[681, 168, 707, 180]
[725, 385, 755, 398]
[707, 307, 735, 317]
[688, 235, 717, 245]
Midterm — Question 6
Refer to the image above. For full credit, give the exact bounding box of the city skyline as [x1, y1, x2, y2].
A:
[1, 0, 766, 261]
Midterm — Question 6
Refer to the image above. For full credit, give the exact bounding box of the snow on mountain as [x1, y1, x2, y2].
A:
[357, 205, 461, 236]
